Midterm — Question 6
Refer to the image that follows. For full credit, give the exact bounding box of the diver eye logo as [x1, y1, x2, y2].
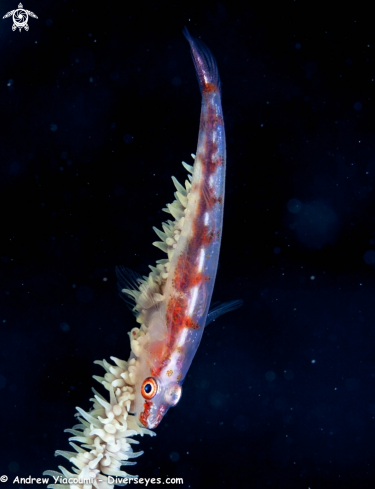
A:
[2, 3, 38, 32]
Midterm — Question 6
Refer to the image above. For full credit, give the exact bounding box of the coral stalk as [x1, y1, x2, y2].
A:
[44, 356, 155, 489]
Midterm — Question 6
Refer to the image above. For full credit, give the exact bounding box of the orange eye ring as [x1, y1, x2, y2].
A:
[141, 377, 159, 400]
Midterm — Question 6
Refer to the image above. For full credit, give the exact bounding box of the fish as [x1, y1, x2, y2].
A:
[116, 27, 241, 430]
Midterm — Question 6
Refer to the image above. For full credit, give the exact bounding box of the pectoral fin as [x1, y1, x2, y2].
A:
[205, 299, 243, 326]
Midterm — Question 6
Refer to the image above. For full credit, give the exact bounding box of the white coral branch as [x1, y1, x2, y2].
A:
[44, 356, 155, 489]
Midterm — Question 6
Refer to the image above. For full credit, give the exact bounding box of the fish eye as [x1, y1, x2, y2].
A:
[141, 377, 159, 400]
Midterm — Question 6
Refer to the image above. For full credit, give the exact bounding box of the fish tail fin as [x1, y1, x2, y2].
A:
[183, 27, 220, 94]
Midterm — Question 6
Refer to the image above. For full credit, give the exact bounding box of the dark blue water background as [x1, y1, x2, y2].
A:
[1, 2, 375, 488]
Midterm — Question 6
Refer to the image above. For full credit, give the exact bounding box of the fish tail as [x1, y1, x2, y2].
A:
[183, 27, 220, 94]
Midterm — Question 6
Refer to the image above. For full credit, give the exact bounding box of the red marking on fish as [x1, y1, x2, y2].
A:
[140, 400, 153, 427]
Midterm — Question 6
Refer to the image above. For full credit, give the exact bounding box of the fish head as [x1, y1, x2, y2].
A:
[135, 375, 183, 429]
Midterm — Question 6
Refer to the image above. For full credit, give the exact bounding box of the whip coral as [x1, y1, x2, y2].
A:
[43, 157, 199, 488]
[44, 27, 234, 487]
[44, 354, 155, 489]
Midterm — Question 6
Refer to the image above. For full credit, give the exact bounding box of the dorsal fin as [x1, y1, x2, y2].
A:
[115, 266, 144, 312]
[116, 157, 196, 325]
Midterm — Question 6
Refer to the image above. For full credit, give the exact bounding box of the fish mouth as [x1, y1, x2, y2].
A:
[139, 403, 166, 429]
[139, 412, 161, 429]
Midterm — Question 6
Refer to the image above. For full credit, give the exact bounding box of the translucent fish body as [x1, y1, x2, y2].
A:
[118, 29, 226, 429]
